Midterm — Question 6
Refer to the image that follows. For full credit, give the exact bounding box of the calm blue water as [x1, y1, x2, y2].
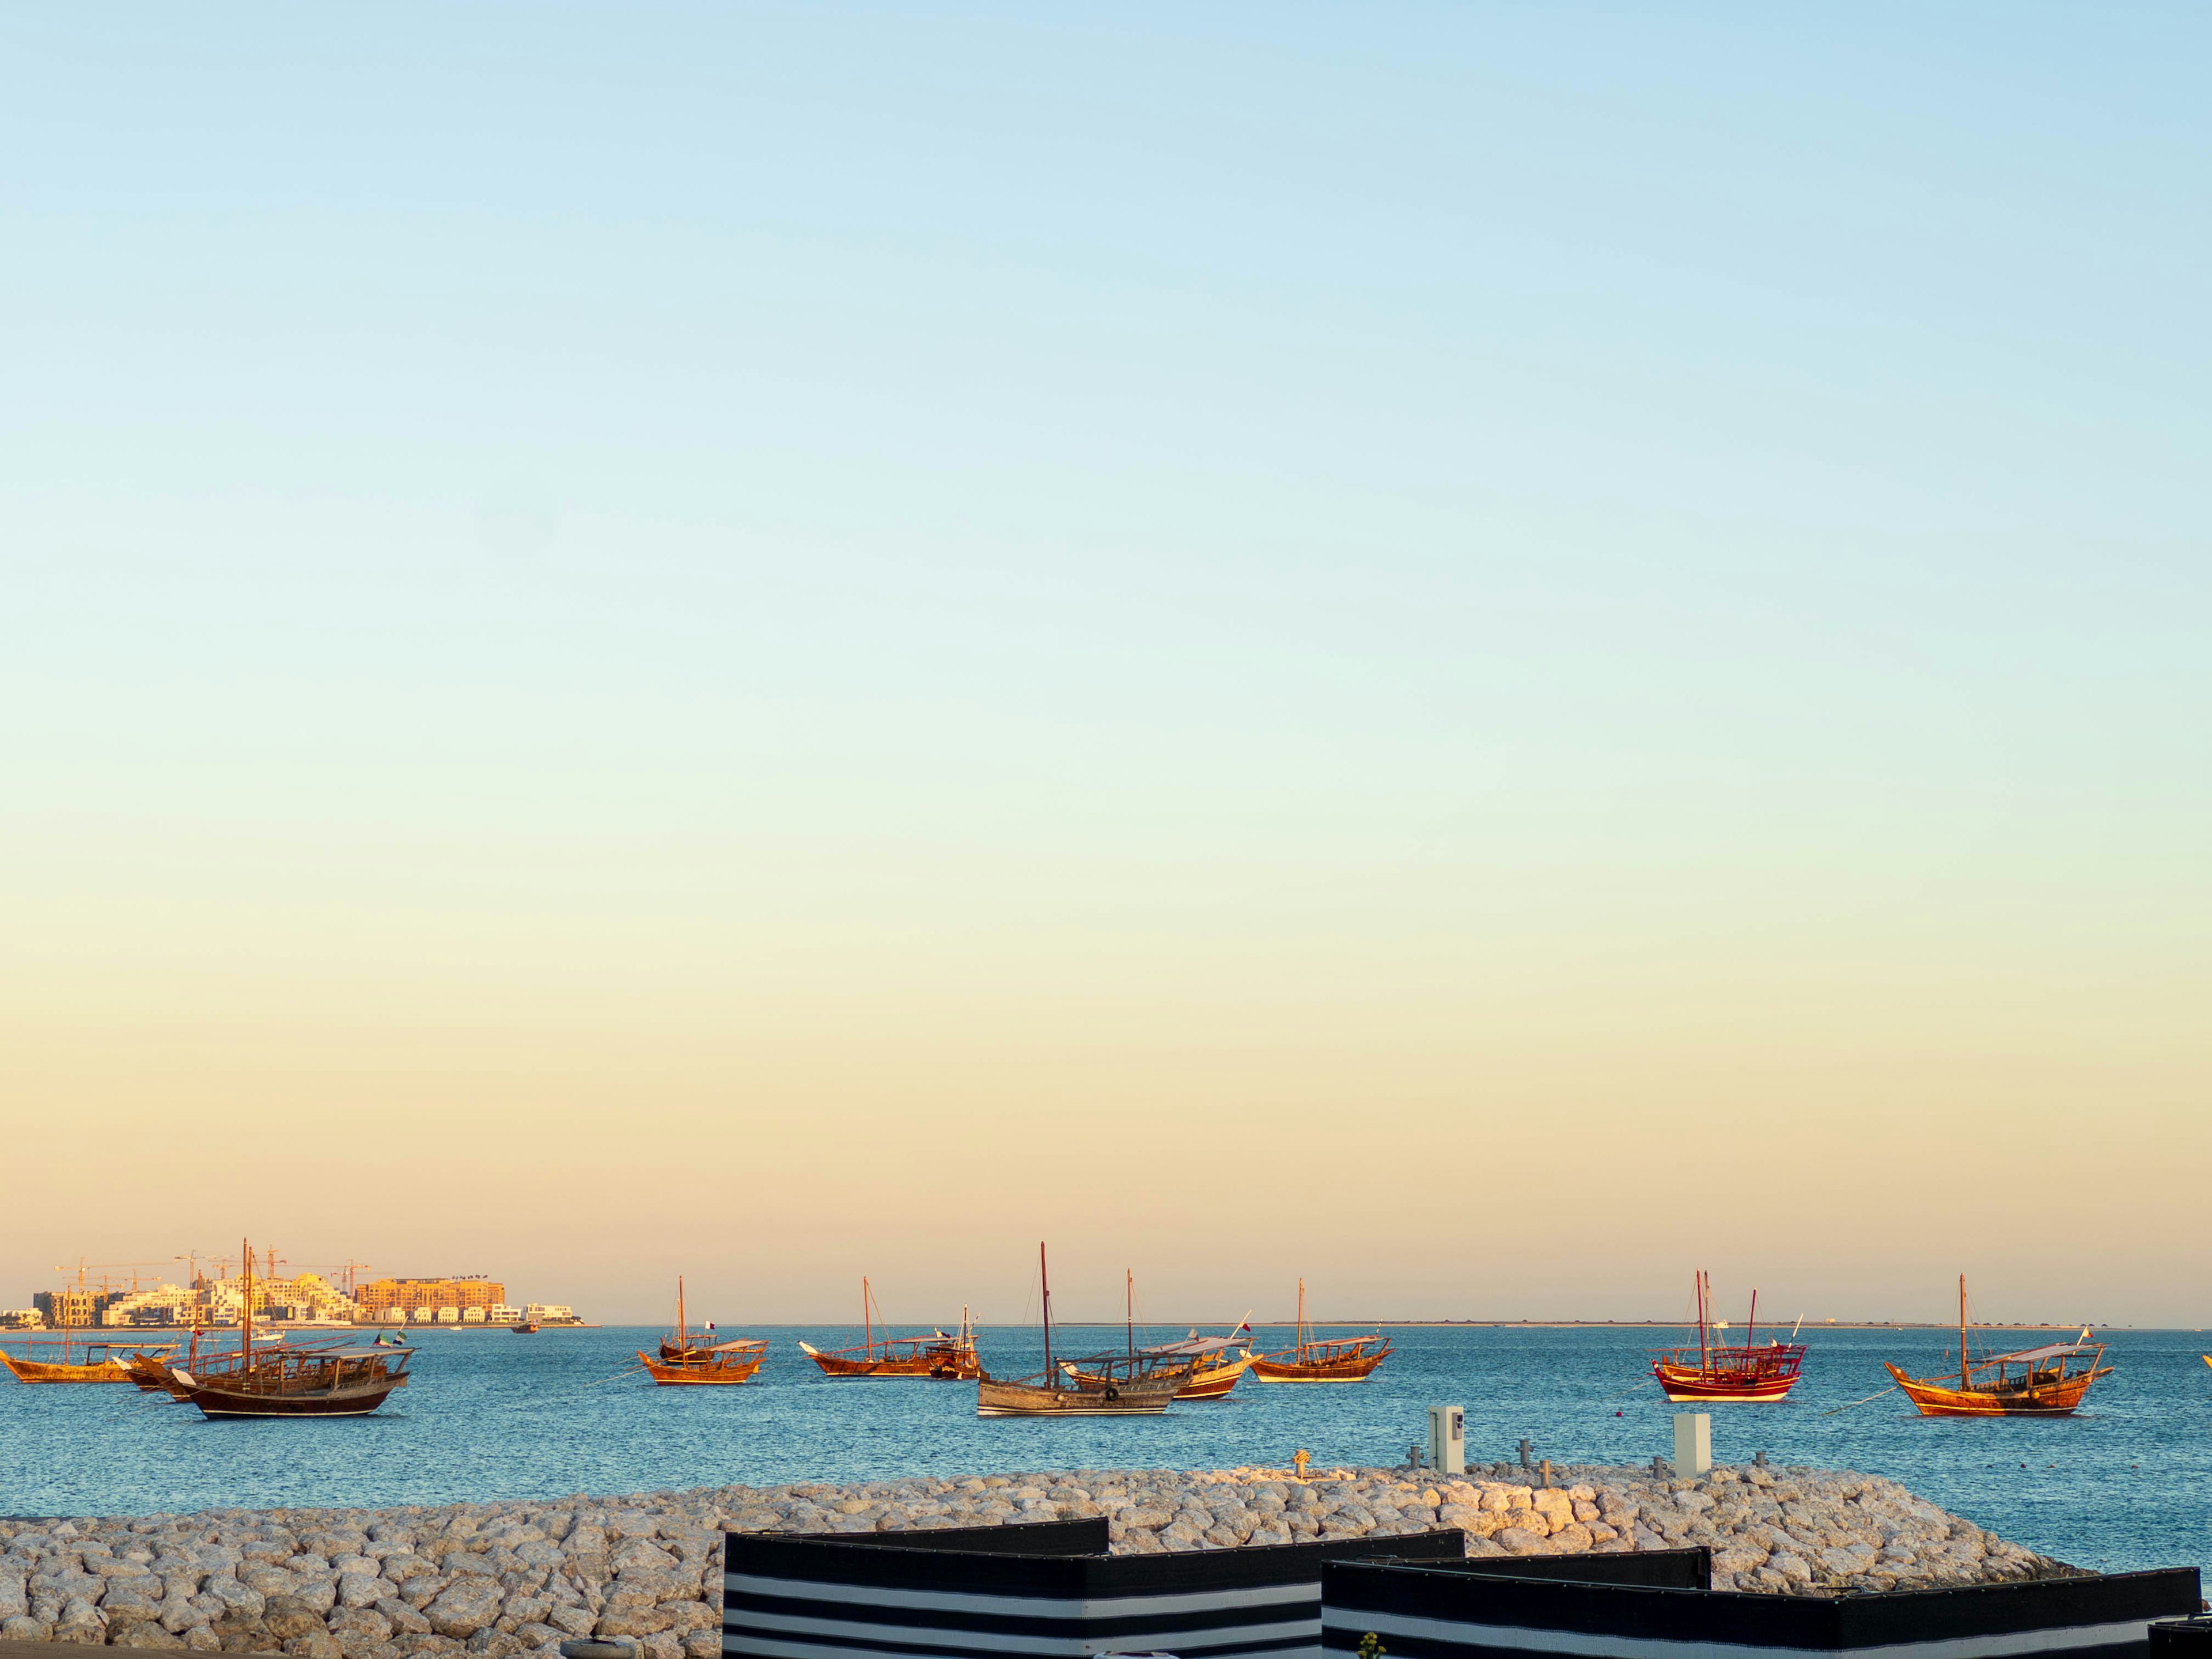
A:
[5, 1324, 2206, 1578]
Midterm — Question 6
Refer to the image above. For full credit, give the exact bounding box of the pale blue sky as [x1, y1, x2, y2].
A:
[3, 6, 2206, 1319]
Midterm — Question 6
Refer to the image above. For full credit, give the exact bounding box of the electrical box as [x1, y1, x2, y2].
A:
[1673, 1412, 1711, 1478]
[1428, 1404, 1465, 1475]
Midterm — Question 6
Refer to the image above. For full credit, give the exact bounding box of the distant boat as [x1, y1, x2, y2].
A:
[511, 1321, 539, 1334]
[1247, 1280, 1391, 1383]
[975, 1246, 1177, 1417]
[800, 1279, 981, 1378]
[1060, 1274, 1253, 1400]
[638, 1278, 766, 1385]
[1, 1335, 173, 1385]
[1884, 1275, 2111, 1417]
[1650, 1271, 1806, 1403]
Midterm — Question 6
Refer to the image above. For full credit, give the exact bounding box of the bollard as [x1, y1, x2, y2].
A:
[1518, 1438, 1533, 1470]
[1428, 1406, 1465, 1475]
[1293, 1448, 1311, 1479]
[1539, 1457, 1552, 1490]
[1673, 1412, 1711, 1479]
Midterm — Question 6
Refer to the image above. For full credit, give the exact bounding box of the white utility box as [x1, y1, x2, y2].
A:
[1673, 1411, 1711, 1478]
[1429, 1404, 1465, 1475]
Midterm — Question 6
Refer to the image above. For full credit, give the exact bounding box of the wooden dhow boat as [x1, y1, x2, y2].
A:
[164, 1241, 412, 1418]
[1884, 1276, 2112, 1418]
[173, 1342, 414, 1418]
[1247, 1280, 1391, 1383]
[639, 1278, 767, 1385]
[975, 1246, 1177, 1417]
[1060, 1274, 1253, 1400]
[1, 1335, 175, 1385]
[800, 1279, 981, 1378]
[1650, 1271, 1807, 1403]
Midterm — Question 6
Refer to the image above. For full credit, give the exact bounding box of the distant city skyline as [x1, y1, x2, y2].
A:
[3, 5, 2205, 1325]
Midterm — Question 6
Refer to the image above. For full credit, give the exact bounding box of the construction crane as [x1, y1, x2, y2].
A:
[51, 1257, 187, 1296]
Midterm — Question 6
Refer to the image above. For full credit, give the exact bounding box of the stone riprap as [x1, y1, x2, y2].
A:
[0, 1463, 2075, 1656]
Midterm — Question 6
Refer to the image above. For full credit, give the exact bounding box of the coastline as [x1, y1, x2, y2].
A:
[0, 1461, 2077, 1655]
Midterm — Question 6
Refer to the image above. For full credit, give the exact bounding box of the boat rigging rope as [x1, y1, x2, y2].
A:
[1820, 1384, 1900, 1416]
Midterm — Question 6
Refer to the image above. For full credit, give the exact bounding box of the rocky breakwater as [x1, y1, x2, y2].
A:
[0, 1463, 2074, 1658]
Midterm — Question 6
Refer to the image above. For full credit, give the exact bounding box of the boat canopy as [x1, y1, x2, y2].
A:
[1988, 1342, 2099, 1364]
[1141, 1335, 1245, 1357]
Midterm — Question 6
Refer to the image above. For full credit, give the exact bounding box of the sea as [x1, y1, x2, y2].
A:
[6, 1324, 2207, 1580]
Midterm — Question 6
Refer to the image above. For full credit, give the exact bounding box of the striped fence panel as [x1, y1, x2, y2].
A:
[1320, 1559, 2202, 1659]
[722, 1520, 1465, 1659]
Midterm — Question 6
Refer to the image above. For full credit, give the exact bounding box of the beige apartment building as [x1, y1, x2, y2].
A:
[354, 1276, 505, 1322]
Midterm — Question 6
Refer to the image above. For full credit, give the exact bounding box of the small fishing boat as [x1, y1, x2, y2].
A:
[975, 1247, 1177, 1417]
[512, 1321, 539, 1334]
[1884, 1276, 2111, 1418]
[1, 1336, 172, 1385]
[639, 1278, 766, 1385]
[1247, 1281, 1391, 1383]
[800, 1279, 981, 1378]
[1650, 1271, 1806, 1403]
[1059, 1274, 1252, 1400]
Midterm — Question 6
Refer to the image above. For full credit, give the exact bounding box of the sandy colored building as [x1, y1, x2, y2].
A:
[355, 1275, 505, 1321]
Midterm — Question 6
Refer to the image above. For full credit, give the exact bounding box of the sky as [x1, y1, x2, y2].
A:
[2, 4, 2206, 1328]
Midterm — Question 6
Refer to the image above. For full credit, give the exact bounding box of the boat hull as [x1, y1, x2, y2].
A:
[1066, 1354, 1251, 1400]
[639, 1350, 763, 1386]
[1653, 1367, 1800, 1403]
[1247, 1350, 1388, 1384]
[976, 1374, 1176, 1416]
[0, 1352, 134, 1384]
[1884, 1362, 2103, 1418]
[185, 1382, 404, 1418]
[1175, 1355, 1250, 1399]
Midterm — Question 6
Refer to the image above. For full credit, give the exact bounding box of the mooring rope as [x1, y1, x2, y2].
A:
[1820, 1384, 1900, 1416]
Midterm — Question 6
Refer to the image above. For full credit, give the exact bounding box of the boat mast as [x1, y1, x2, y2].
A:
[864, 1276, 872, 1360]
[678, 1277, 687, 1351]
[1297, 1278, 1308, 1360]
[1747, 1289, 1757, 1351]
[1696, 1270, 1707, 1371]
[1126, 1270, 1134, 1364]
[1959, 1273, 1968, 1388]
[1039, 1243, 1053, 1384]
[243, 1236, 253, 1358]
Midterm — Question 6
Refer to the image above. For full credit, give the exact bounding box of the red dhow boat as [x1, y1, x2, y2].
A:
[1650, 1270, 1805, 1403]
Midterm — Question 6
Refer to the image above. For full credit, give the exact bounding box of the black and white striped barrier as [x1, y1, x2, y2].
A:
[721, 1517, 1465, 1659]
[1320, 1558, 2202, 1659]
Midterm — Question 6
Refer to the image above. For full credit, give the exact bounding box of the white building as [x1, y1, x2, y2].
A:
[490, 1304, 522, 1324]
[461, 1307, 486, 1323]
[436, 1305, 461, 1323]
[100, 1283, 199, 1327]
[525, 1303, 578, 1325]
